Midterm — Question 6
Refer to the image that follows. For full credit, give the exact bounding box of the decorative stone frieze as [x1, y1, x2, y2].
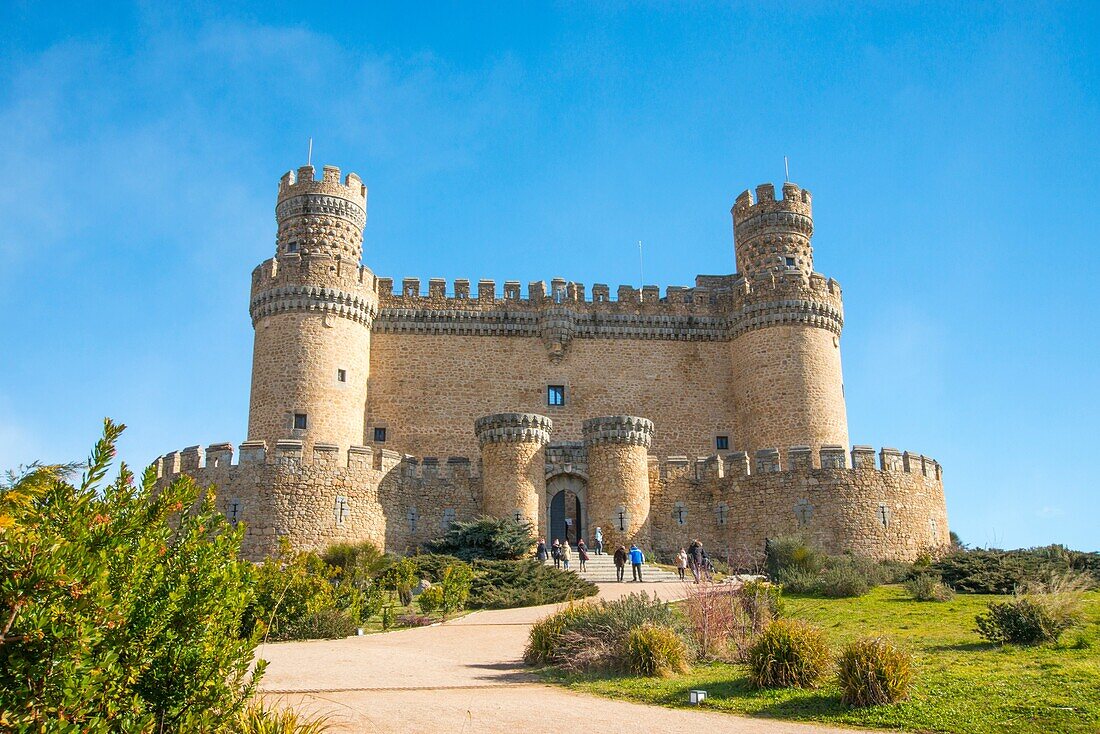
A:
[474, 413, 553, 446]
[582, 415, 655, 448]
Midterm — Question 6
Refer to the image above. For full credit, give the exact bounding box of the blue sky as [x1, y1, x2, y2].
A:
[1, 2, 1097, 551]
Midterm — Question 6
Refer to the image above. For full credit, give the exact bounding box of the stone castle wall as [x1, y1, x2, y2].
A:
[157, 438, 947, 563]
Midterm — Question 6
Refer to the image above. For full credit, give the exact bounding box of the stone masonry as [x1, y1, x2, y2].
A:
[157, 164, 950, 563]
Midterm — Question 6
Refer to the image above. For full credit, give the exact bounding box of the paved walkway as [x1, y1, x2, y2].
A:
[257, 582, 864, 733]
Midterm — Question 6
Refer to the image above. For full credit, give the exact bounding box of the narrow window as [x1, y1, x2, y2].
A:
[785, 256, 796, 268]
[337, 368, 347, 383]
[293, 413, 307, 430]
[287, 241, 299, 253]
[441, 508, 456, 528]
[374, 427, 387, 442]
[715, 435, 730, 451]
[547, 385, 565, 406]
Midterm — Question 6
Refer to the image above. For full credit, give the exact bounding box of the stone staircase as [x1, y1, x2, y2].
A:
[548, 550, 684, 583]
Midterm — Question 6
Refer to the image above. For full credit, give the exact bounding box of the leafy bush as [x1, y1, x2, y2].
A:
[417, 585, 443, 614]
[776, 567, 822, 594]
[765, 535, 824, 578]
[425, 516, 535, 560]
[323, 540, 387, 582]
[396, 613, 433, 627]
[234, 700, 332, 733]
[243, 540, 361, 641]
[524, 593, 687, 672]
[410, 553, 467, 582]
[0, 420, 262, 732]
[976, 575, 1086, 644]
[438, 562, 474, 618]
[378, 557, 419, 606]
[619, 623, 690, 677]
[280, 609, 358, 640]
[468, 559, 598, 609]
[905, 573, 956, 602]
[933, 547, 1100, 595]
[740, 579, 784, 621]
[747, 619, 830, 688]
[836, 637, 914, 707]
[818, 557, 883, 598]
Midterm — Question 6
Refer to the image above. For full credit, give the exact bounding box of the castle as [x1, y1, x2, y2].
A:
[156, 163, 950, 563]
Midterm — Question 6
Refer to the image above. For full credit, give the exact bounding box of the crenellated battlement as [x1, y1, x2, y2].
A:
[155, 440, 480, 481]
[732, 182, 813, 222]
[277, 164, 367, 206]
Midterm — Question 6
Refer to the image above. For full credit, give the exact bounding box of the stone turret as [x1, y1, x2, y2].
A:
[475, 413, 553, 529]
[583, 415, 654, 548]
[728, 182, 849, 459]
[246, 164, 378, 453]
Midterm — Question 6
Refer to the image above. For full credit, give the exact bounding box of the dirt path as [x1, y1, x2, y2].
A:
[258, 583, 862, 733]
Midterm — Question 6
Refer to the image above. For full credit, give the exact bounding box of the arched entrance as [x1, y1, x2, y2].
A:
[546, 473, 586, 545]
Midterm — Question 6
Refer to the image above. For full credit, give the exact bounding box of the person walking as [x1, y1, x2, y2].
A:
[629, 543, 645, 582]
[560, 539, 572, 570]
[536, 538, 548, 562]
[594, 526, 604, 555]
[551, 538, 562, 569]
[675, 547, 688, 581]
[688, 539, 704, 583]
[577, 538, 589, 571]
[613, 545, 628, 582]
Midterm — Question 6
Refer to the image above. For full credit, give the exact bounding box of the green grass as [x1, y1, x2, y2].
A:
[539, 586, 1100, 733]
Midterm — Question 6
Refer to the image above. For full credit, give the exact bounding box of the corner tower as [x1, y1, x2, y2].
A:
[246, 165, 378, 452]
[728, 183, 849, 458]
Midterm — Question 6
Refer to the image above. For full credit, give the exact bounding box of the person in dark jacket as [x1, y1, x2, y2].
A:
[613, 545, 628, 582]
[688, 539, 705, 583]
[536, 538, 548, 562]
[551, 538, 562, 569]
[577, 538, 590, 571]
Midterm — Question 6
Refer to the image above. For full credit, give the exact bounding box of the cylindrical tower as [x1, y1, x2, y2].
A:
[246, 164, 378, 452]
[729, 182, 849, 459]
[475, 413, 553, 529]
[583, 415, 654, 549]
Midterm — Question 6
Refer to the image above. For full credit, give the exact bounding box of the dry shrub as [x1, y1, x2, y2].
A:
[747, 619, 830, 689]
[682, 579, 782, 661]
[836, 637, 913, 707]
[976, 572, 1088, 644]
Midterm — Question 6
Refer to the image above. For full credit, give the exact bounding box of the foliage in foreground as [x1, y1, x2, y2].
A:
[0, 420, 262, 733]
[524, 593, 688, 674]
[933, 546, 1100, 595]
[681, 579, 783, 661]
[424, 516, 535, 560]
[905, 572, 956, 602]
[468, 558, 598, 609]
[975, 574, 1087, 645]
[746, 618, 830, 689]
[836, 637, 913, 707]
[234, 701, 331, 734]
[767, 535, 907, 598]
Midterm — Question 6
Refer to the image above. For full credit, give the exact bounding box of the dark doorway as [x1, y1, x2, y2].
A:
[549, 489, 583, 544]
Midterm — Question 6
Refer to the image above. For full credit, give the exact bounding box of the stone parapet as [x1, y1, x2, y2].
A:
[474, 413, 553, 446]
[582, 415, 655, 448]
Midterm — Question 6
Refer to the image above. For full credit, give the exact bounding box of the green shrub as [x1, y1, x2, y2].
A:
[818, 558, 878, 598]
[933, 547, 1100, 595]
[747, 619, 830, 688]
[469, 559, 598, 609]
[417, 585, 443, 615]
[281, 609, 358, 640]
[905, 573, 955, 602]
[739, 579, 784, 623]
[378, 557, 419, 606]
[323, 540, 386, 581]
[976, 573, 1088, 645]
[765, 535, 824, 579]
[234, 700, 332, 733]
[410, 553, 466, 582]
[0, 420, 262, 732]
[439, 563, 474, 618]
[836, 637, 914, 707]
[425, 516, 535, 560]
[776, 567, 822, 594]
[524, 603, 594, 664]
[619, 623, 691, 677]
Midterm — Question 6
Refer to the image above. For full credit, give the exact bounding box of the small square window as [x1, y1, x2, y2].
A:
[374, 427, 387, 442]
[287, 242, 299, 253]
[785, 256, 796, 268]
[547, 385, 565, 406]
[716, 435, 729, 451]
[293, 413, 307, 430]
[337, 368, 347, 383]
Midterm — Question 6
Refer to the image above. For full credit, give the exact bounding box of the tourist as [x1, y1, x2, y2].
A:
[551, 538, 562, 569]
[577, 538, 589, 571]
[675, 547, 688, 581]
[536, 538, 548, 562]
[613, 545, 628, 582]
[629, 543, 645, 582]
[594, 526, 604, 555]
[560, 539, 572, 570]
[688, 539, 705, 583]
